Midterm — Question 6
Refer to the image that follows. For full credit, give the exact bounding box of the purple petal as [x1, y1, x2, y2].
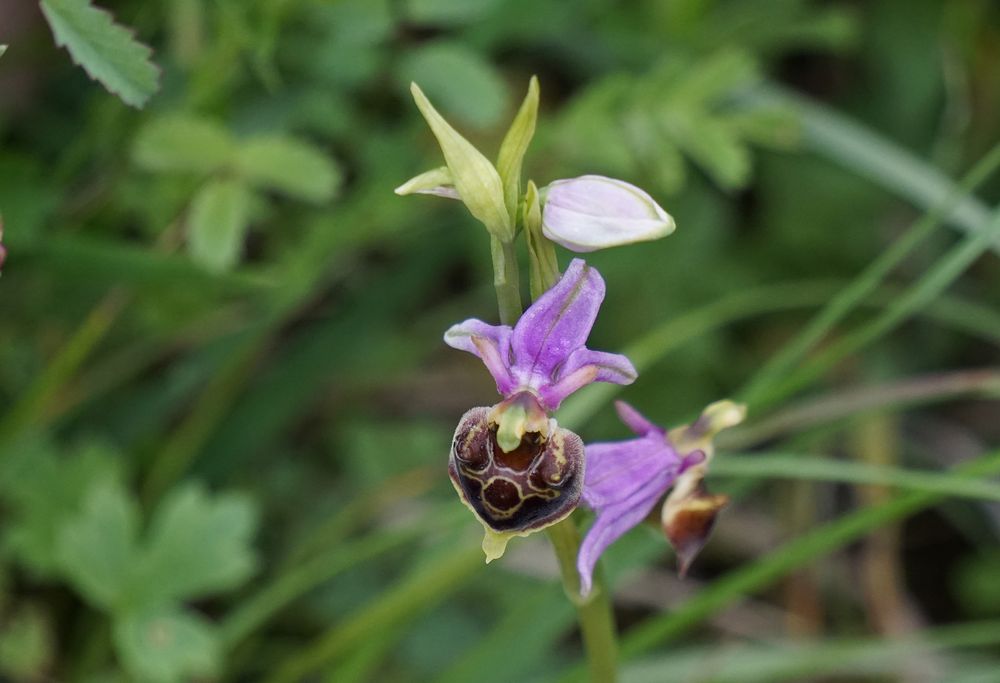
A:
[614, 401, 663, 437]
[577, 499, 654, 597]
[510, 259, 604, 384]
[582, 437, 681, 509]
[577, 437, 682, 596]
[538, 350, 636, 409]
[538, 366, 599, 411]
[444, 319, 517, 396]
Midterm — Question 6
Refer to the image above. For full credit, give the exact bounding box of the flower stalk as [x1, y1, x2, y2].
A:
[547, 519, 619, 683]
[490, 235, 522, 326]
[401, 77, 683, 683]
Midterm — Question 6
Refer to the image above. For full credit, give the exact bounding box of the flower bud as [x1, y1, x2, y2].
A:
[542, 175, 675, 252]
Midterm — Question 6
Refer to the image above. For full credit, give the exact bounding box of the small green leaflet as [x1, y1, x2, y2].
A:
[0, 45, 7, 58]
[39, 0, 159, 108]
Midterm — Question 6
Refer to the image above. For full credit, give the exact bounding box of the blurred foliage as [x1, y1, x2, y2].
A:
[1, 0, 1000, 680]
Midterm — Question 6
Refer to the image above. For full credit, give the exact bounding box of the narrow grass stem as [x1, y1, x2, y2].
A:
[739, 141, 1000, 407]
[0, 290, 126, 446]
[513, 243, 618, 681]
[754, 206, 1000, 410]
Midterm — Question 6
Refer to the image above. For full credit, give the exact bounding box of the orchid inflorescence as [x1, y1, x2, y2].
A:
[398, 78, 744, 597]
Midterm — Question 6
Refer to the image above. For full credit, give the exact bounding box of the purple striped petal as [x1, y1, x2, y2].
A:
[577, 437, 681, 595]
[510, 258, 603, 389]
[577, 437, 683, 596]
[444, 319, 517, 396]
[539, 349, 636, 409]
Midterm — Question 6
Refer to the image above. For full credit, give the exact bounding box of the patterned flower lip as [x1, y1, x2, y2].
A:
[449, 397, 585, 561]
[576, 399, 745, 596]
[444, 258, 637, 413]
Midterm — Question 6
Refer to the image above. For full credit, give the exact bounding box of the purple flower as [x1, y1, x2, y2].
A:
[444, 258, 637, 413]
[577, 399, 745, 596]
[445, 259, 637, 560]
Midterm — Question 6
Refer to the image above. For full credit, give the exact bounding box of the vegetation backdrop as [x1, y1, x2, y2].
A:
[1, 0, 1000, 681]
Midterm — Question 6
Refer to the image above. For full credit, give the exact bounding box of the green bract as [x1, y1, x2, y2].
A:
[496, 76, 539, 219]
[409, 83, 513, 240]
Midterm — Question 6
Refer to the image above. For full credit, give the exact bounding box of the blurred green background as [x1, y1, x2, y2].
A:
[2, 0, 1000, 681]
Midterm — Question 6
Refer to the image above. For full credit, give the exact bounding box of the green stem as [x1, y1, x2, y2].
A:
[493, 228, 617, 681]
[491, 235, 522, 325]
[0, 290, 126, 446]
[547, 519, 619, 683]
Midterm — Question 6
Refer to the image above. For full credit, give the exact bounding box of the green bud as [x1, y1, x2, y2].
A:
[409, 83, 512, 240]
[523, 180, 559, 298]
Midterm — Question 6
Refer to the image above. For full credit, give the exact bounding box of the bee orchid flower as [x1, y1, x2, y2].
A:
[577, 399, 745, 596]
[445, 259, 637, 560]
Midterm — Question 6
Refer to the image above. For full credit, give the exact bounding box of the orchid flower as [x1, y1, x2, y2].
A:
[577, 399, 745, 596]
[446, 259, 637, 561]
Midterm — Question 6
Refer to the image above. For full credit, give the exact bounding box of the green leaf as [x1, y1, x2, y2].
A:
[662, 109, 751, 190]
[496, 76, 539, 219]
[39, 0, 159, 108]
[402, 42, 509, 129]
[234, 136, 341, 203]
[0, 439, 121, 576]
[402, 0, 503, 25]
[113, 607, 219, 683]
[187, 178, 253, 272]
[0, 46, 6, 59]
[132, 116, 235, 174]
[409, 83, 511, 239]
[56, 477, 139, 610]
[128, 484, 257, 608]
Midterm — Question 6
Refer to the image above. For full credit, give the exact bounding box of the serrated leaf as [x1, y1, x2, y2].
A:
[187, 178, 252, 272]
[664, 49, 759, 106]
[724, 106, 801, 149]
[234, 135, 341, 203]
[132, 116, 235, 174]
[113, 607, 219, 683]
[56, 477, 139, 610]
[0, 439, 121, 576]
[39, 0, 160, 108]
[127, 484, 257, 608]
[661, 109, 752, 190]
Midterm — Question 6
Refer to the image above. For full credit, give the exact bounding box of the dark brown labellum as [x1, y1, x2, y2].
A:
[449, 405, 584, 534]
